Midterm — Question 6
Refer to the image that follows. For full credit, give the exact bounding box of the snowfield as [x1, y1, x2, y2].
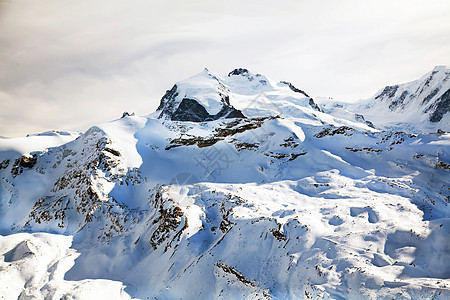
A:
[0, 67, 449, 299]
[0, 233, 131, 299]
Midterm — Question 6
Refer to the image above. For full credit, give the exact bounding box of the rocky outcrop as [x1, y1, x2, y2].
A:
[11, 154, 37, 177]
[156, 85, 180, 118]
[228, 68, 268, 86]
[157, 84, 245, 122]
[280, 81, 322, 112]
[429, 89, 450, 122]
[373, 67, 449, 122]
[375, 85, 399, 101]
[26, 128, 141, 239]
[171, 98, 244, 122]
[355, 114, 375, 128]
[279, 81, 310, 98]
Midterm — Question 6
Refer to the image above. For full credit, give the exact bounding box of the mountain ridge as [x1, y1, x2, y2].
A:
[0, 67, 449, 299]
[318, 65, 450, 133]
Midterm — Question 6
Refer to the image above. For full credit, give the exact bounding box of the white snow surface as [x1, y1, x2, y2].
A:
[0, 68, 449, 299]
[0, 131, 81, 160]
[0, 232, 131, 299]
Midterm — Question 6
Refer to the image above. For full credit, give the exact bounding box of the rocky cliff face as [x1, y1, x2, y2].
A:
[318, 66, 450, 133]
[157, 68, 245, 122]
[373, 66, 449, 122]
[157, 84, 245, 122]
[428, 88, 450, 122]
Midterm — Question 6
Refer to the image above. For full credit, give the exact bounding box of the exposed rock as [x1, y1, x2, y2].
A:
[19, 155, 37, 168]
[279, 81, 310, 98]
[280, 137, 299, 148]
[355, 114, 375, 128]
[157, 84, 245, 122]
[388, 90, 409, 110]
[422, 88, 440, 105]
[308, 98, 322, 112]
[121, 111, 135, 118]
[270, 224, 287, 241]
[157, 84, 179, 113]
[234, 141, 260, 151]
[150, 205, 184, 251]
[364, 67, 449, 128]
[228, 68, 269, 85]
[436, 160, 450, 170]
[279, 81, 323, 112]
[289, 152, 307, 161]
[11, 154, 37, 177]
[171, 98, 244, 122]
[166, 116, 276, 150]
[216, 262, 256, 287]
[228, 68, 251, 77]
[429, 89, 450, 122]
[315, 126, 355, 138]
[264, 151, 307, 161]
[157, 84, 182, 120]
[26, 132, 139, 238]
[375, 85, 399, 100]
[345, 147, 383, 153]
[0, 159, 10, 170]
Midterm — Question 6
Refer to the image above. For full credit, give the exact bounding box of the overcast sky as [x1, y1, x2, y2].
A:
[0, 0, 449, 137]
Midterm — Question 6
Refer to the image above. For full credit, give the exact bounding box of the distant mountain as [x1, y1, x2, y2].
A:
[26, 130, 82, 137]
[371, 66, 449, 122]
[0, 68, 449, 299]
[319, 66, 450, 133]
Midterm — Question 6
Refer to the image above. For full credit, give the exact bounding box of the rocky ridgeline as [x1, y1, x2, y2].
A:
[374, 66, 449, 122]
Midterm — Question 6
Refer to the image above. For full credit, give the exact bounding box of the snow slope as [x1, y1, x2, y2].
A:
[0, 68, 449, 299]
[155, 68, 322, 122]
[0, 232, 131, 299]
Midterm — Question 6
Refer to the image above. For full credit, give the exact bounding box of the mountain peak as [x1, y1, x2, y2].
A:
[319, 66, 450, 133]
[227, 68, 269, 85]
[155, 68, 323, 122]
[370, 66, 449, 123]
[432, 65, 448, 73]
[228, 68, 251, 77]
[156, 69, 245, 122]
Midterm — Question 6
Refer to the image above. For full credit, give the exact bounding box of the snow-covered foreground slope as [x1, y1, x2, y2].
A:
[0, 233, 131, 299]
[0, 68, 449, 299]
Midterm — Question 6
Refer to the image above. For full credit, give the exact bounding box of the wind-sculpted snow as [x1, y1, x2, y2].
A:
[0, 68, 449, 299]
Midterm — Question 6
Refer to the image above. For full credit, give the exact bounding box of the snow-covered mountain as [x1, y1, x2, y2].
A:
[154, 68, 322, 122]
[0, 68, 449, 299]
[318, 66, 450, 133]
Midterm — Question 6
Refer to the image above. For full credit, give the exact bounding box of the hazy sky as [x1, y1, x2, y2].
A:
[1, 0, 449, 137]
